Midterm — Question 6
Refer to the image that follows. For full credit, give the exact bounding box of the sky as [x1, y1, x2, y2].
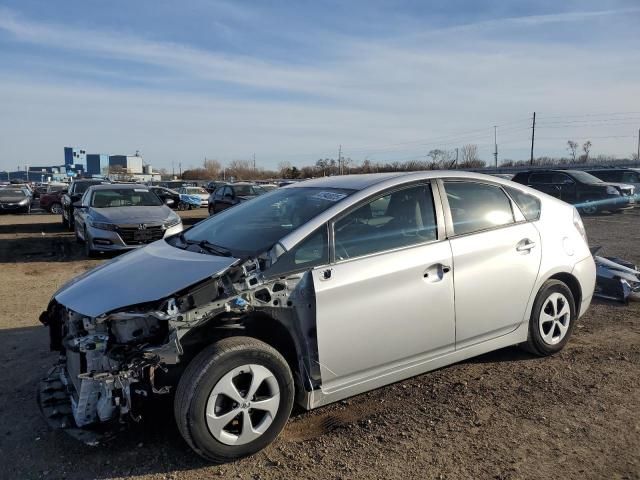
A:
[0, 0, 639, 172]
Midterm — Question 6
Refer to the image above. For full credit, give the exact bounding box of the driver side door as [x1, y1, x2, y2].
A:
[313, 182, 455, 395]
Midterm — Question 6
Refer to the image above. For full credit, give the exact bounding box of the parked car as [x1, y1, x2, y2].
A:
[72, 184, 183, 257]
[39, 171, 595, 462]
[149, 186, 181, 209]
[585, 168, 640, 198]
[259, 183, 279, 192]
[208, 182, 266, 215]
[512, 169, 635, 214]
[177, 186, 210, 208]
[205, 181, 227, 193]
[62, 179, 111, 230]
[39, 183, 68, 214]
[0, 187, 32, 213]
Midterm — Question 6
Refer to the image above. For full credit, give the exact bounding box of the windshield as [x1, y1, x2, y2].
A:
[91, 188, 163, 208]
[185, 187, 208, 195]
[569, 171, 603, 184]
[234, 184, 264, 196]
[47, 184, 66, 193]
[1, 189, 26, 197]
[180, 187, 354, 256]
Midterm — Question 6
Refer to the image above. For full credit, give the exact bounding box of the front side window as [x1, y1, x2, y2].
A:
[552, 173, 574, 184]
[333, 184, 437, 260]
[444, 181, 515, 236]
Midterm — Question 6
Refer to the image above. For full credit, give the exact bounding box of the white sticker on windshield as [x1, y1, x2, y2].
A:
[311, 191, 347, 202]
[134, 189, 149, 192]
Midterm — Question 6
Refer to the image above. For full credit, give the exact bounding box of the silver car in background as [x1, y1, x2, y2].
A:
[41, 172, 595, 462]
[73, 184, 183, 256]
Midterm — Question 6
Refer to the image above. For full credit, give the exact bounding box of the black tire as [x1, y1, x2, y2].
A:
[524, 279, 576, 356]
[174, 337, 294, 463]
[62, 212, 69, 229]
[50, 203, 63, 215]
[579, 199, 599, 216]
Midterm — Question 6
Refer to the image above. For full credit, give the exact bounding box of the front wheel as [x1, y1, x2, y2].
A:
[523, 279, 576, 356]
[174, 337, 294, 463]
[50, 203, 63, 215]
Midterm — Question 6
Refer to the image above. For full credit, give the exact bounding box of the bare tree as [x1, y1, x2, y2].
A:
[581, 141, 592, 163]
[460, 144, 479, 164]
[226, 159, 254, 180]
[567, 141, 579, 163]
[203, 158, 222, 178]
[278, 161, 292, 178]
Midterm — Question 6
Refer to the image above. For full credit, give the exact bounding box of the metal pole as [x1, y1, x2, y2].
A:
[338, 145, 342, 175]
[530, 112, 536, 166]
[637, 128, 639, 161]
[493, 126, 498, 168]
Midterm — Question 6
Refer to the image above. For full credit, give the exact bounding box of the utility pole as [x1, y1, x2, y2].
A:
[253, 153, 256, 171]
[172, 160, 175, 178]
[455, 147, 459, 168]
[493, 126, 498, 169]
[530, 112, 536, 166]
[338, 144, 342, 175]
[637, 128, 639, 161]
[179, 162, 182, 177]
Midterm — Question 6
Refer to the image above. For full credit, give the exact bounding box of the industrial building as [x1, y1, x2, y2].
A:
[86, 154, 110, 176]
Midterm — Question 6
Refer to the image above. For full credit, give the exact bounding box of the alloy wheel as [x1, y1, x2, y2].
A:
[50, 204, 62, 214]
[538, 292, 571, 345]
[205, 364, 280, 446]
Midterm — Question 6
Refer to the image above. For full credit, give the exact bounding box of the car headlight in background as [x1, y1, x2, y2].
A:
[18, 198, 29, 205]
[89, 220, 117, 231]
[605, 186, 620, 195]
[573, 208, 588, 245]
[164, 217, 182, 229]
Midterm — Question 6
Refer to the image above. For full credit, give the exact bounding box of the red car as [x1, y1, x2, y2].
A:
[39, 186, 67, 214]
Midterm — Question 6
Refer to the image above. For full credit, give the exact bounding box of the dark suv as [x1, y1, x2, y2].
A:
[512, 169, 635, 215]
[585, 168, 640, 198]
[61, 179, 110, 229]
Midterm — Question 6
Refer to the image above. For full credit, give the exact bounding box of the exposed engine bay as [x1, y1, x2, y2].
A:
[38, 256, 320, 444]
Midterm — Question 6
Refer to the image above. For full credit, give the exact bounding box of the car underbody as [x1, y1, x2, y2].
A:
[38, 256, 320, 445]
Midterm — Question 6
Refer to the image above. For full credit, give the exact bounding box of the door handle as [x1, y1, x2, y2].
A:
[516, 239, 536, 252]
[423, 264, 451, 281]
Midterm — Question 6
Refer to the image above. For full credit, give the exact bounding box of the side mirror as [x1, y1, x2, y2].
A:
[72, 201, 84, 209]
[224, 193, 233, 199]
[165, 198, 175, 206]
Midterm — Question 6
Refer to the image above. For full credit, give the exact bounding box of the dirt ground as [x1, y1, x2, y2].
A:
[0, 205, 638, 480]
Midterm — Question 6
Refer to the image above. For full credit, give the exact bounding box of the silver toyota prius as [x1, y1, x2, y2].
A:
[40, 171, 595, 462]
[73, 184, 183, 256]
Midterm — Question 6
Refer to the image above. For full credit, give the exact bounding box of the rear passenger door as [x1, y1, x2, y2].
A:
[314, 182, 456, 391]
[441, 180, 542, 349]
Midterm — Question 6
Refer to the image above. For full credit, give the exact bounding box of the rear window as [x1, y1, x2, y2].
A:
[504, 186, 541, 221]
[444, 181, 515, 236]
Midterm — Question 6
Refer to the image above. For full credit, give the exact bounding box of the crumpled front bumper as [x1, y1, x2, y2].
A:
[37, 364, 125, 446]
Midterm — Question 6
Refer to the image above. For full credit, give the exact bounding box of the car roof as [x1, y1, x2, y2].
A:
[285, 171, 514, 191]
[87, 183, 149, 191]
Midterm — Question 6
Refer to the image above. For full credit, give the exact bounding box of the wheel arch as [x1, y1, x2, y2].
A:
[546, 271, 582, 312]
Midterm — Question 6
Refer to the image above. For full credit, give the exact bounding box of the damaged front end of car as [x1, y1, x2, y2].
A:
[38, 240, 321, 445]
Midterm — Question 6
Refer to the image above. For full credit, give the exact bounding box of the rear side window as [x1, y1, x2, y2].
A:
[504, 186, 541, 221]
[529, 172, 553, 184]
[444, 181, 515, 236]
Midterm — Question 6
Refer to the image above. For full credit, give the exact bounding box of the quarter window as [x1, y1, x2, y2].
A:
[333, 184, 437, 260]
[444, 181, 515, 236]
[504, 186, 541, 221]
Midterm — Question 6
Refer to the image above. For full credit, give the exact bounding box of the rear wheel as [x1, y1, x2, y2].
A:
[174, 337, 294, 463]
[84, 228, 96, 258]
[50, 203, 62, 215]
[579, 199, 598, 215]
[524, 280, 576, 356]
